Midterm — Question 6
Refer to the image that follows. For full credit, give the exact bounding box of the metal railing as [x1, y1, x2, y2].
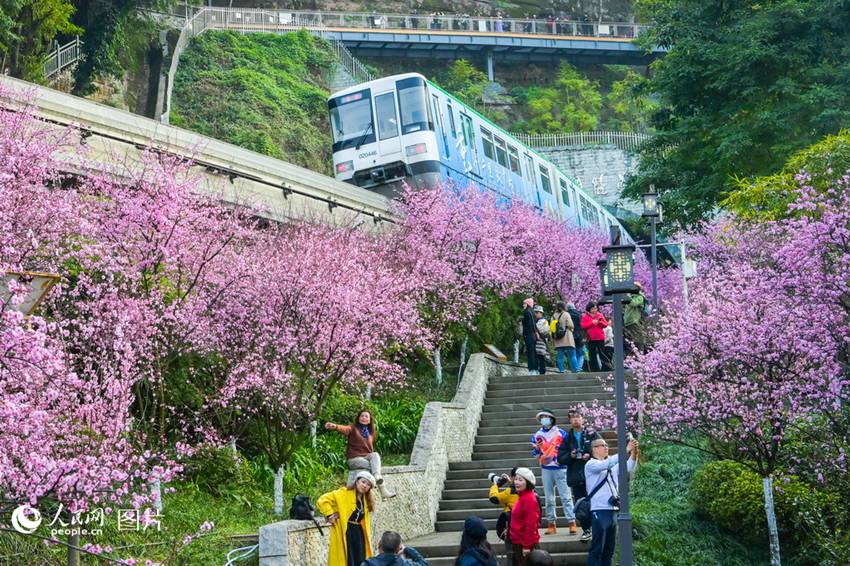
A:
[44, 37, 83, 79]
[328, 38, 374, 85]
[182, 7, 649, 40]
[510, 131, 651, 151]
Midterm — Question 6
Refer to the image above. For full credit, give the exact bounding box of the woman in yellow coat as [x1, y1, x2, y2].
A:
[317, 470, 377, 566]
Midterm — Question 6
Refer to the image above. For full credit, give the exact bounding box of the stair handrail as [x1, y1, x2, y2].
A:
[43, 36, 83, 79]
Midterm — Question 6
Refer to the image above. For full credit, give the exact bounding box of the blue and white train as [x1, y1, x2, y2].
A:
[328, 72, 631, 239]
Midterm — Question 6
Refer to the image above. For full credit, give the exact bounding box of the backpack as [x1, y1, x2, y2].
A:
[573, 469, 614, 531]
[553, 314, 567, 340]
[289, 494, 325, 535]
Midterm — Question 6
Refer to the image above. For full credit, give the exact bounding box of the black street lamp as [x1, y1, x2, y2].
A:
[642, 186, 660, 311]
[601, 239, 637, 566]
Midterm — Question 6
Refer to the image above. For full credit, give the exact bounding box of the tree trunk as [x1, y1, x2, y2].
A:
[230, 438, 238, 459]
[434, 346, 442, 385]
[456, 335, 468, 382]
[513, 339, 520, 363]
[274, 464, 285, 515]
[763, 475, 782, 566]
[152, 476, 163, 512]
[67, 533, 79, 566]
[310, 420, 317, 448]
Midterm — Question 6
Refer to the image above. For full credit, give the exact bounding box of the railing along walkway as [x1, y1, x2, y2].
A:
[186, 7, 649, 41]
[510, 131, 651, 151]
[44, 37, 83, 79]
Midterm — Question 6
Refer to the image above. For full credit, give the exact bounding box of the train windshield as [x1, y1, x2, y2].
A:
[329, 89, 374, 151]
[397, 77, 430, 134]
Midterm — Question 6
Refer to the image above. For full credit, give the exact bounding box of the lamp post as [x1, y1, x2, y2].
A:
[600, 237, 637, 566]
[642, 186, 660, 311]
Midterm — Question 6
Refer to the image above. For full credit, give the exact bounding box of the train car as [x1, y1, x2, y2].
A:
[328, 72, 632, 241]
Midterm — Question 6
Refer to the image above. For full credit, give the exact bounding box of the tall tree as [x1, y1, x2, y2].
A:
[518, 62, 602, 133]
[0, 0, 80, 81]
[627, 0, 850, 228]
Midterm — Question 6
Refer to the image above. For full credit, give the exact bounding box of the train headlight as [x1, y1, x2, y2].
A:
[405, 143, 428, 157]
[336, 160, 354, 174]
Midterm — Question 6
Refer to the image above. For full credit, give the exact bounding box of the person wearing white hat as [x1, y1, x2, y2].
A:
[317, 471, 377, 566]
[509, 467, 541, 564]
[531, 409, 575, 535]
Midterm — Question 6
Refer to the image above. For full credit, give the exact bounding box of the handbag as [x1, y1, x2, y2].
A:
[573, 469, 613, 531]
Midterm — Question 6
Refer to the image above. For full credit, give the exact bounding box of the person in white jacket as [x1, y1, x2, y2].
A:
[584, 437, 639, 566]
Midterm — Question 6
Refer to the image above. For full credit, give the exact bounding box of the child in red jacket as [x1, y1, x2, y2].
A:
[509, 467, 541, 565]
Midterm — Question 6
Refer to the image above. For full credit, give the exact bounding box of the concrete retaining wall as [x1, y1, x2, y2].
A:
[258, 354, 516, 566]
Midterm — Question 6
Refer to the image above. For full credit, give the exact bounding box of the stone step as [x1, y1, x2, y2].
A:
[482, 397, 614, 413]
[448, 453, 617, 471]
[486, 373, 613, 389]
[474, 430, 617, 446]
[439, 486, 547, 500]
[479, 407, 615, 424]
[485, 384, 611, 399]
[477, 424, 605, 436]
[435, 517, 577, 532]
[471, 444, 618, 458]
[424, 552, 587, 566]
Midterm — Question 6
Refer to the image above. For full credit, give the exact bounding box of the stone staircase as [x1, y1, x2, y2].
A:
[408, 370, 617, 565]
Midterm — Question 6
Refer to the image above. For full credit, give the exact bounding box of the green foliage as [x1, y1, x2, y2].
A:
[440, 59, 489, 107]
[722, 130, 850, 221]
[689, 459, 849, 565]
[0, 0, 81, 81]
[170, 30, 336, 175]
[628, 0, 850, 227]
[513, 62, 602, 133]
[606, 69, 657, 132]
[631, 442, 769, 565]
[182, 445, 257, 498]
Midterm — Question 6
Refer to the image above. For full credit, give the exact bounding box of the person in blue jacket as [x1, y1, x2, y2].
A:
[361, 531, 428, 566]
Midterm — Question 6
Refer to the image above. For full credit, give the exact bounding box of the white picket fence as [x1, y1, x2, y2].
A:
[509, 130, 651, 151]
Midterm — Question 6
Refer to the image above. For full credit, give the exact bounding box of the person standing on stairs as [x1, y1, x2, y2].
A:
[566, 302, 585, 372]
[521, 298, 538, 374]
[557, 409, 599, 542]
[318, 471, 377, 566]
[580, 302, 608, 372]
[325, 410, 396, 501]
[531, 410, 576, 536]
[509, 467, 541, 565]
[552, 301, 576, 374]
[533, 305, 550, 375]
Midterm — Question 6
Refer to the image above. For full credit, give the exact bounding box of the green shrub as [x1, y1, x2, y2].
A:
[183, 444, 256, 497]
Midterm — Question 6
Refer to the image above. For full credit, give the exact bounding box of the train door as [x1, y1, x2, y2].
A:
[523, 153, 540, 208]
[374, 91, 402, 159]
[459, 113, 481, 178]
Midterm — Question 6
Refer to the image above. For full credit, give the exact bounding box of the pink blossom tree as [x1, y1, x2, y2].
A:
[633, 178, 850, 565]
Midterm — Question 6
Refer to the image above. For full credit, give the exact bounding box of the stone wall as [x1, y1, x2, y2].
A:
[259, 354, 517, 566]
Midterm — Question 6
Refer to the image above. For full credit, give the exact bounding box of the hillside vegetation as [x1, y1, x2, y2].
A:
[170, 30, 336, 174]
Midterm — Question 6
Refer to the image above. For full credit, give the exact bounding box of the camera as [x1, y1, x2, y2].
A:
[488, 472, 509, 488]
[609, 495, 620, 509]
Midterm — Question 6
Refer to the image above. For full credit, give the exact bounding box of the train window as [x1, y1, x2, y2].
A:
[375, 92, 399, 140]
[494, 137, 508, 168]
[508, 146, 520, 173]
[431, 95, 443, 136]
[539, 165, 552, 193]
[579, 195, 596, 225]
[397, 77, 430, 134]
[481, 127, 495, 160]
[559, 178, 571, 207]
[446, 103, 457, 137]
[460, 114, 474, 147]
[328, 88, 374, 152]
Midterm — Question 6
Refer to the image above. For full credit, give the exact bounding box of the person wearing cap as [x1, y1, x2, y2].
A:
[521, 298, 539, 374]
[531, 410, 575, 535]
[317, 471, 377, 566]
[325, 410, 396, 500]
[455, 516, 498, 566]
[585, 437, 640, 566]
[361, 530, 428, 566]
[509, 467, 541, 564]
[623, 282, 647, 354]
[532, 305, 550, 375]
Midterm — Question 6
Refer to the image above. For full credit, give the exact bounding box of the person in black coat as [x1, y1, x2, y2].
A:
[521, 298, 538, 374]
[557, 409, 599, 541]
[361, 531, 428, 566]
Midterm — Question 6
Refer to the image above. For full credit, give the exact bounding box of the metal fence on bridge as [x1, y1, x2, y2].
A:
[183, 7, 649, 40]
[510, 131, 651, 151]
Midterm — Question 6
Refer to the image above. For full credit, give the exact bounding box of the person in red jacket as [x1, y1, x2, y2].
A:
[580, 302, 608, 372]
[509, 467, 541, 565]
